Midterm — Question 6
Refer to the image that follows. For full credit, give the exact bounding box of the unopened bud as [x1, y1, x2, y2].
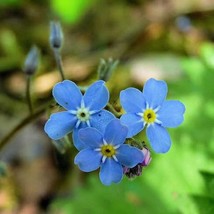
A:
[123, 164, 143, 179]
[50, 21, 63, 49]
[23, 46, 39, 76]
[124, 147, 151, 179]
[98, 58, 119, 81]
[141, 147, 152, 166]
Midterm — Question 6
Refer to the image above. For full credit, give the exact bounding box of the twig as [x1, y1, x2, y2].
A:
[106, 103, 122, 118]
[26, 76, 33, 114]
[54, 49, 65, 81]
[0, 102, 52, 151]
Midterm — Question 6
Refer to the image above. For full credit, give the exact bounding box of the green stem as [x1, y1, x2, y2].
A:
[0, 102, 52, 151]
[54, 49, 65, 81]
[106, 103, 122, 118]
[79, 86, 88, 92]
[64, 135, 72, 148]
[26, 76, 33, 114]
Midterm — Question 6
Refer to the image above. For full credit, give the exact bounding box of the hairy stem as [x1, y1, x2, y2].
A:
[26, 76, 33, 114]
[54, 49, 65, 81]
[0, 102, 52, 151]
[106, 103, 122, 118]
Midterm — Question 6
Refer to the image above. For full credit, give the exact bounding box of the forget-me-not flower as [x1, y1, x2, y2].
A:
[44, 80, 115, 150]
[74, 119, 144, 185]
[120, 78, 185, 153]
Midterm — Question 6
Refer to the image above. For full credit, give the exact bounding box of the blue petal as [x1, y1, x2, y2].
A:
[74, 149, 102, 172]
[72, 123, 88, 151]
[146, 124, 171, 153]
[78, 128, 103, 149]
[143, 78, 167, 108]
[83, 80, 109, 111]
[90, 110, 115, 134]
[99, 158, 123, 186]
[158, 100, 185, 128]
[104, 119, 128, 146]
[120, 113, 144, 138]
[120, 88, 146, 113]
[53, 80, 82, 110]
[116, 144, 144, 168]
[44, 111, 76, 140]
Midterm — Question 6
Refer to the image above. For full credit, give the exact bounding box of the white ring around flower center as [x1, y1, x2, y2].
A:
[76, 107, 90, 122]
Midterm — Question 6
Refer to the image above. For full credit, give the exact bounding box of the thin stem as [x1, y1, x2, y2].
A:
[106, 103, 122, 118]
[26, 76, 33, 114]
[79, 86, 88, 93]
[0, 101, 52, 151]
[53, 49, 65, 81]
[64, 135, 72, 148]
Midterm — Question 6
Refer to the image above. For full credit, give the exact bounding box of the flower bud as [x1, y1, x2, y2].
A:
[50, 21, 63, 49]
[124, 147, 151, 179]
[141, 147, 152, 166]
[123, 164, 143, 179]
[98, 58, 119, 81]
[23, 46, 39, 76]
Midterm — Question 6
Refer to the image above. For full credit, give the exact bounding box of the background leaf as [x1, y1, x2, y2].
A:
[51, 0, 96, 24]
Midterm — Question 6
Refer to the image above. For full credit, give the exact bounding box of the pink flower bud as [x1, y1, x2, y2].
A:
[141, 147, 152, 166]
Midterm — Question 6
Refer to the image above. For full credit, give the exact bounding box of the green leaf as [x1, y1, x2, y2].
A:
[51, 0, 96, 24]
[181, 57, 205, 84]
[0, 0, 18, 6]
[199, 43, 214, 69]
[0, 162, 7, 177]
[192, 195, 214, 214]
[191, 171, 214, 214]
[200, 171, 214, 198]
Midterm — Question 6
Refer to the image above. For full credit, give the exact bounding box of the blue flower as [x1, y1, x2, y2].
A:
[44, 80, 115, 150]
[74, 119, 144, 186]
[120, 78, 185, 153]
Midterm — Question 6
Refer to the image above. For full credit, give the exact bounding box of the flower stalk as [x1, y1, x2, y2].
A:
[0, 104, 47, 150]
[53, 49, 65, 81]
[98, 58, 119, 81]
[23, 46, 39, 114]
[26, 76, 33, 114]
[50, 21, 65, 81]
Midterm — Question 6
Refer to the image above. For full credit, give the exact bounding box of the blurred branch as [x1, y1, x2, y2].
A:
[0, 101, 53, 151]
[53, 49, 65, 80]
[26, 76, 33, 114]
[106, 103, 122, 118]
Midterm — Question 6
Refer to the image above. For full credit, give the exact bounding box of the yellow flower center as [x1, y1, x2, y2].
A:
[143, 109, 156, 124]
[101, 145, 116, 157]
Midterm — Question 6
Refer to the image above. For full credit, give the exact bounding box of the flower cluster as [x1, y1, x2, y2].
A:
[44, 78, 185, 185]
[44, 80, 115, 150]
[75, 119, 144, 185]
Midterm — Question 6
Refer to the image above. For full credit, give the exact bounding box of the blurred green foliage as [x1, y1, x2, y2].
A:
[0, 162, 7, 177]
[0, 0, 214, 213]
[0, 30, 23, 72]
[0, 0, 19, 6]
[49, 43, 214, 213]
[51, 0, 96, 24]
[192, 171, 214, 214]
